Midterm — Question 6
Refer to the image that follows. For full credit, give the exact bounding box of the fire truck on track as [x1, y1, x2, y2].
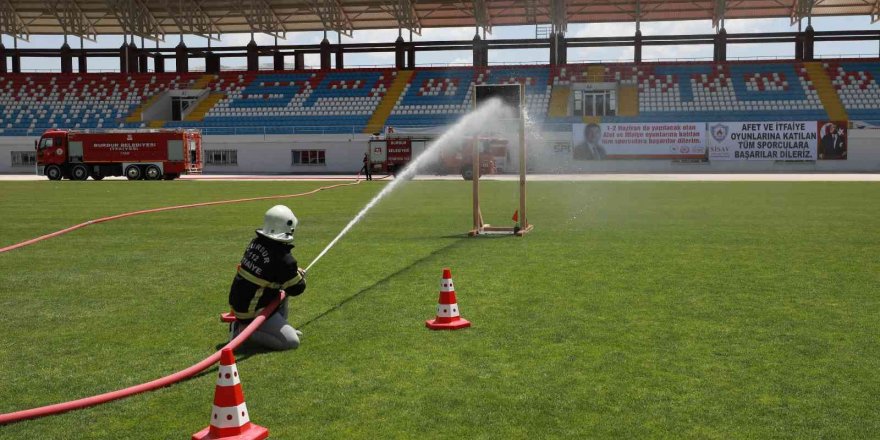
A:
[35, 128, 202, 181]
[368, 135, 509, 180]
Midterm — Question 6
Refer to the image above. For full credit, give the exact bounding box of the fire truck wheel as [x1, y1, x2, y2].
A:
[125, 165, 142, 180]
[70, 164, 89, 181]
[145, 165, 162, 180]
[45, 165, 63, 181]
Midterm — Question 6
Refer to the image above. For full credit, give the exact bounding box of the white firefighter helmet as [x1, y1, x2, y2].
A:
[256, 205, 298, 243]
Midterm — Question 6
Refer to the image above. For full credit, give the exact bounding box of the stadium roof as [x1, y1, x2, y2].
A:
[1, 0, 876, 42]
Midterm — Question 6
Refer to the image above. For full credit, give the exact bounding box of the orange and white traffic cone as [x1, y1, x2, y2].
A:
[192, 348, 269, 440]
[426, 268, 471, 330]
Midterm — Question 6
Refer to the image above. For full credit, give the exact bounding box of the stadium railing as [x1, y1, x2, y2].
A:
[11, 53, 880, 73]
[4, 122, 577, 137]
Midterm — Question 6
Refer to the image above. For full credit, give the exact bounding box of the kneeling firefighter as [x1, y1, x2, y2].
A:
[229, 205, 307, 350]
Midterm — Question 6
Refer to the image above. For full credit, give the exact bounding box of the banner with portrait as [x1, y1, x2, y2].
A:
[817, 121, 848, 160]
[572, 122, 706, 160]
[707, 121, 822, 161]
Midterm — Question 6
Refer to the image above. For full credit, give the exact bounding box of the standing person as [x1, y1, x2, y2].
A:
[229, 205, 307, 351]
[362, 152, 373, 180]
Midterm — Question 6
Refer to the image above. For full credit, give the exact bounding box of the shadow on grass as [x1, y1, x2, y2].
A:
[299, 238, 467, 329]
[196, 236, 470, 379]
[30, 237, 474, 406]
[212, 340, 278, 356]
[440, 233, 515, 239]
[181, 339, 279, 382]
[439, 233, 470, 239]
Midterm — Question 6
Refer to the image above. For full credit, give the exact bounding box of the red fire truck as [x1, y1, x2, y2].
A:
[440, 136, 509, 180]
[35, 129, 202, 181]
[367, 137, 413, 175]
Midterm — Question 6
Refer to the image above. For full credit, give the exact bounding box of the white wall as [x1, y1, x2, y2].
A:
[2, 129, 878, 175]
[0, 138, 39, 175]
[203, 134, 370, 173]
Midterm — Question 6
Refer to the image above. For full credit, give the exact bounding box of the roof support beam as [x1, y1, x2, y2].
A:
[712, 0, 726, 29]
[605, 0, 645, 27]
[382, 0, 421, 35]
[550, 0, 567, 34]
[47, 0, 98, 42]
[106, 0, 164, 41]
[635, 0, 641, 30]
[790, 0, 815, 26]
[450, 0, 491, 34]
[163, 0, 220, 41]
[0, 0, 28, 41]
[473, 0, 491, 33]
[523, 0, 538, 25]
[236, 0, 287, 38]
[872, 0, 880, 23]
[306, 0, 353, 37]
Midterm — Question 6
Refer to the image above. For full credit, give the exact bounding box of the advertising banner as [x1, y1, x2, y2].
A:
[707, 121, 820, 161]
[572, 122, 705, 160]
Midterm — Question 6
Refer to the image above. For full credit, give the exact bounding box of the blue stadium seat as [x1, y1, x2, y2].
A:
[3, 61, 878, 135]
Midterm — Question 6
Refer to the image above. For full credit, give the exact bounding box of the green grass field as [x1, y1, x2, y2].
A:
[1, 179, 878, 439]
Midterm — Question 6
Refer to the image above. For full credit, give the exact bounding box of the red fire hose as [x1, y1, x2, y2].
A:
[0, 178, 370, 424]
[0, 180, 362, 254]
[0, 292, 286, 425]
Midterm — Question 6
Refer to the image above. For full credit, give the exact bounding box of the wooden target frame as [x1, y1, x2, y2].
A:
[469, 83, 533, 237]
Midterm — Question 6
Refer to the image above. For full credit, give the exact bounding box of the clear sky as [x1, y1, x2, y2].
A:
[2, 15, 878, 72]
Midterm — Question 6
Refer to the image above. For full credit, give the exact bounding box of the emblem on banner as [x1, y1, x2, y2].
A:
[710, 123, 729, 142]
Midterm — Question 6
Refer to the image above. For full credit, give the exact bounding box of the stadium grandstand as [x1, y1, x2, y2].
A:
[1, 0, 879, 173]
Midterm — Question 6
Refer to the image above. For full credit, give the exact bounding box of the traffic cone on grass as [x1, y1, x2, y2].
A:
[192, 348, 269, 440]
[426, 268, 471, 330]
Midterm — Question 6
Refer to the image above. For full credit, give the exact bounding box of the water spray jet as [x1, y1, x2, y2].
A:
[304, 98, 513, 273]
